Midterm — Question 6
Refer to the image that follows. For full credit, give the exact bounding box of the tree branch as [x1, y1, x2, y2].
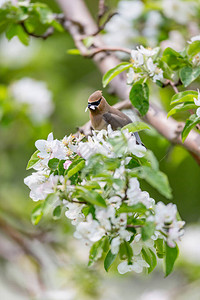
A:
[20, 22, 55, 40]
[57, 0, 200, 164]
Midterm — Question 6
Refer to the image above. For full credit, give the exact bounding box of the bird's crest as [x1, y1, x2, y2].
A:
[88, 90, 102, 103]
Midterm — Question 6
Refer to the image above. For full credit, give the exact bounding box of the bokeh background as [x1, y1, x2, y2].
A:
[0, 0, 200, 299]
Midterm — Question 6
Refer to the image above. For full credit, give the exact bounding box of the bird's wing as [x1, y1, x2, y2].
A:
[102, 112, 131, 130]
[103, 112, 143, 145]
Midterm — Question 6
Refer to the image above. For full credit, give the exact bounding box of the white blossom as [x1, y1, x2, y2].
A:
[10, 77, 54, 123]
[131, 234, 154, 255]
[108, 195, 122, 209]
[194, 89, 200, 106]
[24, 173, 61, 201]
[35, 133, 67, 161]
[161, 30, 185, 52]
[64, 201, 85, 225]
[111, 236, 121, 254]
[96, 206, 115, 231]
[117, 257, 149, 274]
[140, 289, 170, 300]
[74, 214, 105, 244]
[188, 35, 200, 44]
[126, 178, 155, 208]
[0, 36, 38, 67]
[196, 107, 200, 118]
[146, 57, 156, 75]
[131, 49, 144, 66]
[130, 46, 164, 83]
[180, 225, 200, 265]
[154, 202, 185, 246]
[103, 0, 143, 48]
[127, 68, 141, 84]
[154, 202, 177, 230]
[162, 0, 195, 25]
[167, 224, 185, 247]
[137, 45, 159, 57]
[142, 11, 162, 47]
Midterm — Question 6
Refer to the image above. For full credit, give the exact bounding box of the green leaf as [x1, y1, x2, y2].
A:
[58, 159, 65, 175]
[122, 121, 150, 133]
[142, 222, 155, 241]
[104, 250, 117, 272]
[130, 166, 172, 199]
[52, 205, 62, 219]
[43, 193, 57, 213]
[26, 150, 40, 170]
[76, 187, 107, 207]
[119, 241, 133, 264]
[158, 59, 174, 80]
[142, 248, 157, 274]
[161, 47, 187, 70]
[34, 4, 53, 24]
[66, 159, 85, 178]
[171, 90, 198, 105]
[82, 205, 95, 218]
[48, 158, 59, 171]
[88, 237, 107, 266]
[17, 25, 29, 45]
[102, 62, 132, 87]
[144, 150, 159, 171]
[117, 203, 147, 214]
[180, 66, 200, 87]
[167, 102, 197, 118]
[182, 114, 200, 142]
[155, 239, 165, 259]
[129, 83, 149, 116]
[67, 49, 81, 55]
[165, 243, 179, 277]
[6, 23, 18, 40]
[31, 203, 43, 225]
[187, 40, 200, 57]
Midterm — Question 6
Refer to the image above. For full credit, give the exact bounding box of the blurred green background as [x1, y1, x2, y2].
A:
[0, 0, 200, 299]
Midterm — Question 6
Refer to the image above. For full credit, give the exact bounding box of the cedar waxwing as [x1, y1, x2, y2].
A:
[86, 90, 142, 144]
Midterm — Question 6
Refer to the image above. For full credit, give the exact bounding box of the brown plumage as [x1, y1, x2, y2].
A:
[87, 90, 142, 144]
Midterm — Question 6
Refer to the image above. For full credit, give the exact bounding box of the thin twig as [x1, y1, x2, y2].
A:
[21, 22, 54, 40]
[87, 46, 131, 58]
[126, 224, 143, 228]
[97, 0, 107, 23]
[163, 80, 180, 94]
[93, 12, 118, 36]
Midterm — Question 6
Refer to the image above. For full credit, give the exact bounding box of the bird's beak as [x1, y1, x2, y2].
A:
[87, 102, 96, 110]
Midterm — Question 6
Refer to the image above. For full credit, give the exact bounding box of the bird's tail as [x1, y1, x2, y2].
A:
[133, 132, 146, 148]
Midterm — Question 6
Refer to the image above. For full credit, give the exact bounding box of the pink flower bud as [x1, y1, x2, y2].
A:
[63, 160, 72, 170]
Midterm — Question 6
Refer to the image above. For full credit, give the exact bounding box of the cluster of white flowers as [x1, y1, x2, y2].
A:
[78, 125, 146, 159]
[25, 128, 185, 275]
[0, 0, 29, 7]
[0, 36, 39, 68]
[24, 132, 77, 200]
[103, 0, 144, 48]
[162, 0, 196, 25]
[128, 46, 164, 84]
[10, 77, 54, 123]
[194, 89, 200, 118]
[153, 202, 185, 247]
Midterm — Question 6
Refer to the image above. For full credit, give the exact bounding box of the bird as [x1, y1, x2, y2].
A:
[86, 90, 142, 145]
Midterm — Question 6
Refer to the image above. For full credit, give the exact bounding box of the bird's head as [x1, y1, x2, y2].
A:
[86, 90, 106, 112]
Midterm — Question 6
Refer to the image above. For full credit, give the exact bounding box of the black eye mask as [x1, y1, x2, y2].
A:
[88, 97, 102, 108]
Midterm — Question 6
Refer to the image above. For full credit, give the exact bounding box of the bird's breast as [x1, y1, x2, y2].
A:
[90, 112, 107, 130]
